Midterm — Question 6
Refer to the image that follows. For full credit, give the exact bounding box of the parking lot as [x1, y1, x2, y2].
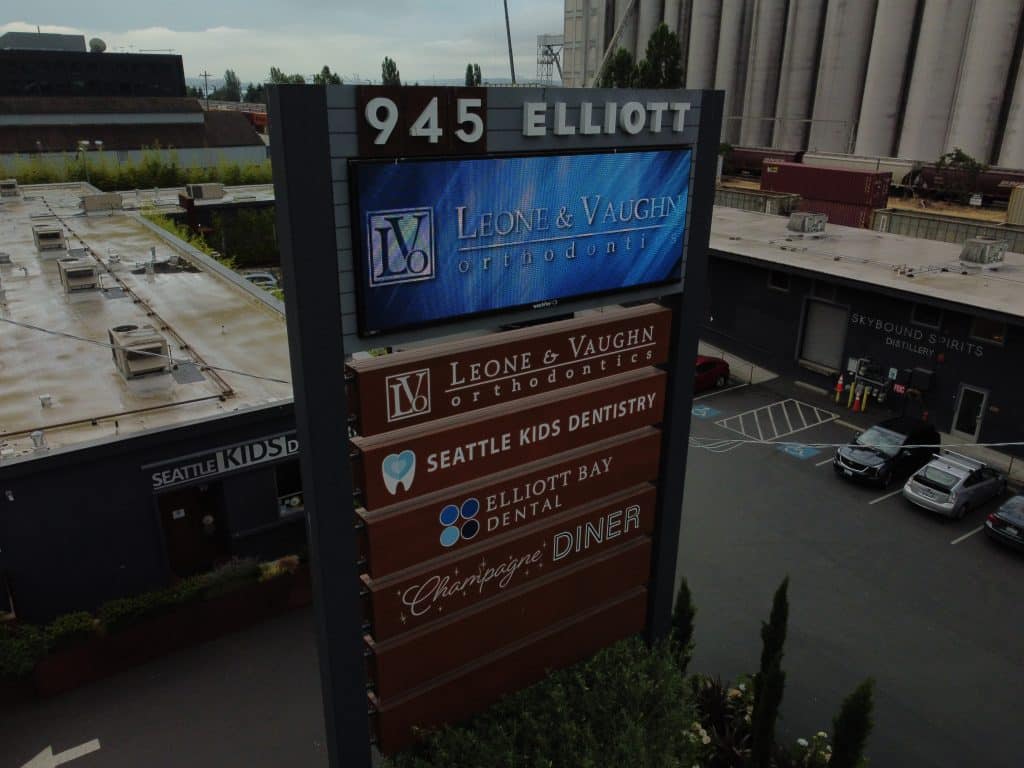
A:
[681, 376, 1024, 768]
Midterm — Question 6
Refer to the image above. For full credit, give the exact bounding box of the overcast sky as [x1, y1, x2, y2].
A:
[2, 2, 563, 85]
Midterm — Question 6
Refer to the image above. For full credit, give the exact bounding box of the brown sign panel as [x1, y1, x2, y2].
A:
[370, 587, 647, 754]
[366, 537, 650, 700]
[356, 85, 487, 158]
[348, 303, 671, 436]
[358, 427, 661, 578]
[362, 484, 655, 640]
[352, 368, 666, 509]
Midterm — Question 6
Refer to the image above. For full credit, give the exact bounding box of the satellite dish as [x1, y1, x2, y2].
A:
[89, 38, 107, 53]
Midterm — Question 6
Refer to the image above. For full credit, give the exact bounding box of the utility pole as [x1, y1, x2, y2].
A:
[503, 0, 516, 84]
[198, 70, 212, 109]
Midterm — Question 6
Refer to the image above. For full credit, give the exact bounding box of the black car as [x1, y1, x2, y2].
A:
[985, 495, 1024, 552]
[833, 417, 941, 487]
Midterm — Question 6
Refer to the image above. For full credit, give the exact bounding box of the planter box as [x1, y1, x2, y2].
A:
[1, 566, 312, 708]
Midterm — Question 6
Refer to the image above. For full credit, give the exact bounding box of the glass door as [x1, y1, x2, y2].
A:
[952, 385, 988, 441]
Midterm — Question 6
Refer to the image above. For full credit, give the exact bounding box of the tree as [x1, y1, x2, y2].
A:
[670, 577, 696, 676]
[465, 63, 475, 86]
[934, 147, 985, 204]
[382, 56, 401, 85]
[210, 69, 241, 101]
[269, 67, 305, 85]
[244, 82, 266, 103]
[597, 48, 636, 88]
[185, 85, 204, 99]
[640, 23, 683, 88]
[313, 66, 342, 85]
[831, 678, 875, 768]
[750, 577, 790, 768]
[473, 63, 482, 85]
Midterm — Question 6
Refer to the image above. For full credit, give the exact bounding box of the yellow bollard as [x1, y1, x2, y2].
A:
[861, 386, 870, 413]
[847, 381, 857, 409]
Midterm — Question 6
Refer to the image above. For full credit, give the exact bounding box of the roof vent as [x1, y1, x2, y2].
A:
[57, 259, 100, 293]
[0, 179, 18, 197]
[108, 324, 171, 379]
[787, 212, 827, 235]
[80, 192, 122, 212]
[30, 430, 46, 450]
[32, 224, 66, 252]
[185, 183, 225, 201]
[959, 237, 1005, 270]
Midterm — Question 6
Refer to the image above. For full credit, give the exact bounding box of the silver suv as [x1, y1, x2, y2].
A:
[902, 452, 1006, 519]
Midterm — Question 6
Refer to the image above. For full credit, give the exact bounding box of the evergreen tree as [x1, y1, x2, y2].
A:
[641, 23, 684, 88]
[758, 576, 789, 682]
[269, 67, 305, 85]
[313, 66, 342, 85]
[750, 578, 790, 768]
[598, 48, 636, 88]
[382, 56, 401, 86]
[473, 63, 482, 85]
[465, 63, 475, 86]
[671, 577, 696, 675]
[243, 82, 266, 103]
[831, 678, 876, 768]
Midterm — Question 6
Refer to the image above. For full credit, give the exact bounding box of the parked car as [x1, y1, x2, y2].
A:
[985, 495, 1024, 552]
[695, 355, 730, 393]
[833, 417, 940, 487]
[243, 271, 279, 289]
[902, 452, 1006, 518]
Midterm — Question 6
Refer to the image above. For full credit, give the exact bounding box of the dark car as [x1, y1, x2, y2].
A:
[985, 495, 1024, 552]
[695, 355, 730, 393]
[833, 417, 940, 487]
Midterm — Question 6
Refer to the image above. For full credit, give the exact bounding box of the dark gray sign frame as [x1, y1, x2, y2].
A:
[269, 84, 722, 767]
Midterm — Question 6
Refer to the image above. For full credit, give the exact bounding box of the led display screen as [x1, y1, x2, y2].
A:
[351, 149, 691, 335]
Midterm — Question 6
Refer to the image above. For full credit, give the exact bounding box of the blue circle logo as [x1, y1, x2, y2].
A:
[439, 504, 459, 526]
[438, 497, 482, 546]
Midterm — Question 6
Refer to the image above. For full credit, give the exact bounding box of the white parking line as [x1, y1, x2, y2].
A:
[951, 526, 984, 545]
[815, 457, 834, 467]
[836, 419, 862, 432]
[868, 489, 904, 505]
[693, 382, 750, 401]
[716, 399, 839, 443]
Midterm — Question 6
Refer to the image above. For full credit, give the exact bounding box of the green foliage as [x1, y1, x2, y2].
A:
[831, 679, 875, 768]
[465, 63, 474, 86]
[751, 578, 790, 767]
[143, 213, 239, 271]
[598, 48, 637, 88]
[313, 66, 343, 86]
[244, 82, 266, 103]
[210, 69, 242, 101]
[639, 24, 684, 88]
[473, 63, 482, 86]
[464, 63, 482, 86]
[671, 576, 696, 675]
[210, 208, 279, 268]
[45, 612, 97, 651]
[388, 636, 694, 768]
[935, 147, 985, 203]
[269, 66, 305, 85]
[689, 675, 754, 762]
[0, 151, 271, 192]
[382, 56, 401, 86]
[186, 84, 204, 98]
[0, 624, 47, 679]
[202, 557, 261, 598]
[759, 577, 789, 679]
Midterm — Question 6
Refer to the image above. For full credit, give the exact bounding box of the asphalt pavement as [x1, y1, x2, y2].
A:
[3, 376, 1023, 767]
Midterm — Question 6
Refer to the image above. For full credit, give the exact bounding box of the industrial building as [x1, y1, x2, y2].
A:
[704, 207, 1024, 460]
[0, 183, 297, 622]
[562, 0, 1024, 166]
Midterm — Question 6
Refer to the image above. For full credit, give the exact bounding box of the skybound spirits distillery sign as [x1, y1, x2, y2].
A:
[268, 83, 721, 766]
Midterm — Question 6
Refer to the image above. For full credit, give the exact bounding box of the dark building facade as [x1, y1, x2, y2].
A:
[703, 251, 1024, 458]
[0, 404, 305, 622]
[0, 49, 186, 98]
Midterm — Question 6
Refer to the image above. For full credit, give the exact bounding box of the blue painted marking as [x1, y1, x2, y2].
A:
[691, 405, 721, 419]
[776, 443, 821, 460]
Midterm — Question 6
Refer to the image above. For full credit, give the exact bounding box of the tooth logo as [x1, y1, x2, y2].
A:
[381, 450, 416, 495]
[439, 497, 480, 547]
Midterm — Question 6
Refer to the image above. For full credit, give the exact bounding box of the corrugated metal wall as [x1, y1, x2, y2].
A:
[565, 0, 1024, 166]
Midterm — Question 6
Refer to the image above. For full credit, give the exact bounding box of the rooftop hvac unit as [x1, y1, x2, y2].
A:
[786, 211, 827, 234]
[108, 324, 171, 379]
[185, 183, 225, 200]
[32, 224, 66, 252]
[959, 237, 1006, 269]
[57, 258, 100, 292]
[0, 179, 18, 197]
[79, 192, 123, 212]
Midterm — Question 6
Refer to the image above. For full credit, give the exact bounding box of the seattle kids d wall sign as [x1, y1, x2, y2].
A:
[269, 83, 722, 766]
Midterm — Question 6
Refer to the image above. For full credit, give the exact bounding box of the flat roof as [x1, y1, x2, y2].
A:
[0, 183, 292, 463]
[710, 206, 1024, 322]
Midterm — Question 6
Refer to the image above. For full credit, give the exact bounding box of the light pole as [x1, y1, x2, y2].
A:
[77, 140, 91, 184]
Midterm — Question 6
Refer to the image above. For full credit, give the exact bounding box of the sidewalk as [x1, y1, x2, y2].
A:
[700, 339, 1024, 488]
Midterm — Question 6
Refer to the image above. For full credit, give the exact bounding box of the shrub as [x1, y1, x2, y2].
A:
[0, 624, 47, 679]
[831, 678, 875, 768]
[387, 636, 694, 768]
[202, 557, 261, 599]
[259, 555, 300, 582]
[45, 612, 98, 651]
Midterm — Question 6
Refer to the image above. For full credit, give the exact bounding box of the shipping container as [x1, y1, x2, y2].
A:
[796, 197, 875, 229]
[1008, 186, 1024, 226]
[761, 160, 891, 207]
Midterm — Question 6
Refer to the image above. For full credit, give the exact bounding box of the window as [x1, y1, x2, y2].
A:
[911, 303, 942, 329]
[768, 270, 790, 292]
[275, 461, 303, 518]
[969, 316, 1006, 345]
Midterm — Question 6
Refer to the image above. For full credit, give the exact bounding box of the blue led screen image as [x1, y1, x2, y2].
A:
[352, 149, 691, 334]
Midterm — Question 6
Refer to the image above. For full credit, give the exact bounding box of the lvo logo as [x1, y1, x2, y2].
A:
[385, 368, 431, 423]
[367, 207, 435, 287]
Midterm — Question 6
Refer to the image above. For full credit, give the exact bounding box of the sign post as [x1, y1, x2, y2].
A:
[269, 83, 723, 766]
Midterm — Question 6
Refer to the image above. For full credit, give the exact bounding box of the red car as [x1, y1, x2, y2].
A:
[695, 355, 730, 393]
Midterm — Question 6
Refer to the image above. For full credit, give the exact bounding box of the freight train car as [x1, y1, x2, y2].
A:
[722, 146, 804, 177]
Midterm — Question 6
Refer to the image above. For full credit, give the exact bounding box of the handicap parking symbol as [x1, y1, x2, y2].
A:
[776, 443, 820, 460]
[691, 405, 721, 419]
